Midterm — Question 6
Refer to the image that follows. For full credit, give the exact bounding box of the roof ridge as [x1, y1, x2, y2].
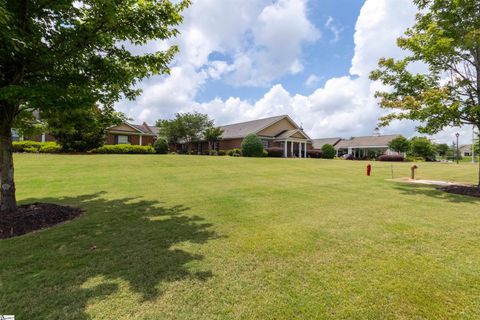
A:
[219, 115, 286, 128]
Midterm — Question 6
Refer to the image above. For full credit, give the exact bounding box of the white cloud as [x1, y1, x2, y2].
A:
[116, 0, 470, 143]
[305, 74, 321, 87]
[325, 16, 343, 43]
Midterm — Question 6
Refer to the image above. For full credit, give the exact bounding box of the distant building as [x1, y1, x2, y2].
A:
[459, 144, 473, 157]
[334, 134, 401, 158]
[311, 138, 341, 150]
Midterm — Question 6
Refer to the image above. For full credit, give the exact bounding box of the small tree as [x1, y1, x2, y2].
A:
[45, 106, 125, 152]
[388, 136, 410, 154]
[370, 0, 480, 185]
[436, 143, 450, 158]
[157, 112, 213, 153]
[409, 137, 437, 160]
[153, 139, 169, 154]
[241, 134, 263, 157]
[204, 127, 223, 155]
[321, 144, 336, 159]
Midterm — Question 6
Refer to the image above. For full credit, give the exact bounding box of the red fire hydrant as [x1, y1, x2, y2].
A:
[367, 163, 372, 176]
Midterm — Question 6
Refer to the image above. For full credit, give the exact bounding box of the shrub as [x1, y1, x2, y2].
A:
[13, 141, 42, 152]
[153, 139, 169, 154]
[266, 147, 283, 158]
[377, 154, 405, 162]
[241, 134, 263, 157]
[321, 144, 336, 159]
[90, 144, 155, 154]
[227, 148, 241, 157]
[39, 143, 62, 153]
[13, 141, 62, 153]
[406, 155, 426, 162]
[307, 149, 322, 158]
[218, 150, 227, 156]
[262, 149, 268, 157]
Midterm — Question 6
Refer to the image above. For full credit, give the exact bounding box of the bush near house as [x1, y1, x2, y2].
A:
[218, 150, 227, 156]
[241, 134, 264, 157]
[321, 144, 336, 159]
[153, 139, 169, 154]
[227, 148, 242, 157]
[377, 155, 405, 162]
[307, 149, 322, 158]
[90, 145, 155, 154]
[266, 147, 284, 158]
[13, 141, 61, 153]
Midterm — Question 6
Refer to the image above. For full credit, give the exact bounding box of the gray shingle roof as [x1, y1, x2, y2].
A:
[130, 123, 159, 136]
[219, 115, 288, 139]
[312, 138, 342, 149]
[335, 134, 400, 149]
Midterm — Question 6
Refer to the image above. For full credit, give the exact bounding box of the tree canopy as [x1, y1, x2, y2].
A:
[388, 136, 410, 153]
[0, 0, 189, 212]
[370, 0, 480, 184]
[241, 134, 264, 157]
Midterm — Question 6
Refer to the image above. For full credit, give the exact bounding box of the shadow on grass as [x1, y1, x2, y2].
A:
[392, 183, 480, 204]
[0, 193, 219, 319]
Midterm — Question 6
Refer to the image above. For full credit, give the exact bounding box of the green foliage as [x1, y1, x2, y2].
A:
[321, 144, 336, 159]
[13, 141, 60, 153]
[45, 106, 125, 152]
[153, 139, 169, 154]
[436, 143, 450, 157]
[370, 0, 480, 135]
[90, 145, 155, 154]
[408, 137, 437, 160]
[227, 149, 241, 157]
[204, 126, 224, 154]
[388, 136, 410, 153]
[241, 134, 263, 157]
[218, 150, 227, 156]
[262, 149, 269, 157]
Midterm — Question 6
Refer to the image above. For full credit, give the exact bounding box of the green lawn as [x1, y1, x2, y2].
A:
[1, 154, 480, 319]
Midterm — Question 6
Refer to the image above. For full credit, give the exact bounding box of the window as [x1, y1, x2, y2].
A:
[117, 135, 130, 144]
[262, 140, 269, 149]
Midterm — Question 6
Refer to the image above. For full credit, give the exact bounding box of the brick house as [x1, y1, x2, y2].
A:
[178, 115, 313, 158]
[106, 122, 158, 146]
[24, 122, 159, 146]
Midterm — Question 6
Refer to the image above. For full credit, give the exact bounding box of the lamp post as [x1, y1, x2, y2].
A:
[455, 133, 460, 164]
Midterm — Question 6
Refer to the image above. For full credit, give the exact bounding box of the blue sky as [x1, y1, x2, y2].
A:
[116, 0, 475, 144]
[195, 0, 365, 103]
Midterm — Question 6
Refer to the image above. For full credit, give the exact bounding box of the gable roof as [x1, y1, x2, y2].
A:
[312, 138, 342, 149]
[274, 129, 310, 140]
[335, 134, 400, 149]
[109, 122, 159, 136]
[219, 115, 298, 139]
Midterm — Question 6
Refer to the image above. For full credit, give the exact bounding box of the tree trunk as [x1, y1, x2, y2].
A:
[0, 121, 17, 213]
[477, 129, 480, 187]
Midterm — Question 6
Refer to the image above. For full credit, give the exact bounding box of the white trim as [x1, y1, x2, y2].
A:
[139, 135, 143, 146]
[41, 133, 46, 143]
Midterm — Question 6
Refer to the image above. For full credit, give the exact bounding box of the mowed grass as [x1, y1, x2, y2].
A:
[1, 154, 480, 319]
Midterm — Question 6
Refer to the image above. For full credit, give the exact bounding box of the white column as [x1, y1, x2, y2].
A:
[139, 135, 143, 146]
[304, 142, 307, 158]
[290, 140, 293, 157]
[284, 141, 288, 158]
[41, 133, 46, 143]
[299, 142, 302, 158]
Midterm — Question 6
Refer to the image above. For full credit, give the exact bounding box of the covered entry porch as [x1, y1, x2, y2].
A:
[274, 129, 311, 158]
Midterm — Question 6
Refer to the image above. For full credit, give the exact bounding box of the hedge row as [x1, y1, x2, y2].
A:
[89, 144, 155, 154]
[13, 141, 62, 153]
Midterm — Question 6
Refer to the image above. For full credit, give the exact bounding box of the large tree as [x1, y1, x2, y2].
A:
[388, 136, 410, 153]
[204, 126, 223, 155]
[0, 0, 189, 213]
[370, 0, 480, 185]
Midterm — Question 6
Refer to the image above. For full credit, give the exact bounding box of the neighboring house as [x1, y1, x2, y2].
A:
[311, 138, 342, 150]
[334, 134, 401, 158]
[459, 144, 473, 157]
[24, 122, 159, 146]
[178, 115, 313, 158]
[106, 122, 158, 146]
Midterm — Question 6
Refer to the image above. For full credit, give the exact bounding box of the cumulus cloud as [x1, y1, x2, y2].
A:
[116, 0, 472, 144]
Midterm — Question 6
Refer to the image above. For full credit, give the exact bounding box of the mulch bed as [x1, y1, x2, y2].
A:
[0, 203, 83, 239]
[439, 185, 480, 198]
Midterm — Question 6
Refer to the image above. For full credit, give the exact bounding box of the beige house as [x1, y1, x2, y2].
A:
[106, 122, 159, 146]
[179, 115, 313, 157]
[334, 134, 401, 158]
